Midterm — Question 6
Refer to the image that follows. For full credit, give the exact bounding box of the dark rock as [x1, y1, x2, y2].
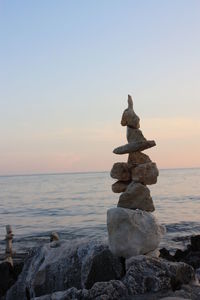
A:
[85, 249, 125, 289]
[123, 256, 195, 295]
[6, 240, 125, 300]
[159, 248, 176, 262]
[0, 261, 23, 297]
[191, 235, 200, 251]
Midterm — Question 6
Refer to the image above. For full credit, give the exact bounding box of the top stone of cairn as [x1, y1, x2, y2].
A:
[121, 95, 140, 129]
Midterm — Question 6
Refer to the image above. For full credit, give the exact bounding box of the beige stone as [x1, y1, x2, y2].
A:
[131, 162, 159, 185]
[118, 182, 155, 212]
[121, 95, 140, 129]
[128, 152, 151, 166]
[110, 162, 131, 181]
[112, 181, 130, 193]
[126, 127, 146, 143]
[113, 140, 156, 155]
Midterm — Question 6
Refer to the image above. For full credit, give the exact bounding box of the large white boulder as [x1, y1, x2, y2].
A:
[107, 207, 165, 258]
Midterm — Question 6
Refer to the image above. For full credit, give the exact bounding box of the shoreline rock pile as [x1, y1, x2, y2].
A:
[107, 95, 165, 258]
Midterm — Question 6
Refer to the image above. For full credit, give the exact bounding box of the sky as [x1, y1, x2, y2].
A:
[0, 0, 200, 175]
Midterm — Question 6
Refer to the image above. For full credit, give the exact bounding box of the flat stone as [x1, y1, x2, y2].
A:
[128, 152, 151, 166]
[131, 162, 159, 185]
[110, 163, 131, 181]
[121, 95, 140, 129]
[113, 140, 156, 155]
[127, 127, 146, 143]
[117, 182, 155, 212]
[112, 181, 130, 193]
[107, 207, 165, 258]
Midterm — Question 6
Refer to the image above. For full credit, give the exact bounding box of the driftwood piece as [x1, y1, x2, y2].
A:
[5, 225, 14, 266]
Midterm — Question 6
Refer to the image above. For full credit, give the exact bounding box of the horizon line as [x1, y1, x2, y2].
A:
[0, 166, 200, 178]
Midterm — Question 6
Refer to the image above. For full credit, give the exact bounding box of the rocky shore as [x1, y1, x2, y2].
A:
[1, 236, 200, 300]
[1, 96, 199, 300]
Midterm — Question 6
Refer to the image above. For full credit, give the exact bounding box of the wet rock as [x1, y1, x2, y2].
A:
[6, 240, 125, 300]
[110, 162, 131, 181]
[107, 207, 165, 258]
[121, 95, 140, 129]
[123, 256, 195, 295]
[128, 151, 151, 166]
[131, 162, 159, 185]
[118, 182, 155, 212]
[113, 140, 156, 155]
[112, 181, 130, 193]
[126, 127, 146, 143]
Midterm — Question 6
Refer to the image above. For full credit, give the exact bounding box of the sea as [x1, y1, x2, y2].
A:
[0, 168, 200, 256]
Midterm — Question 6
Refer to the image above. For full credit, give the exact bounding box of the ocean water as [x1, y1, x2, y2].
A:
[0, 168, 200, 255]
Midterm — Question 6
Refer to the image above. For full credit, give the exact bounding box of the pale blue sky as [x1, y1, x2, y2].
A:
[0, 1, 200, 175]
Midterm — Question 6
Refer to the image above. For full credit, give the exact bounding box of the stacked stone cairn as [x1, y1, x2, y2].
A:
[107, 95, 165, 259]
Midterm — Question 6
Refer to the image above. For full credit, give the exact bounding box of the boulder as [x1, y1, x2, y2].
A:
[123, 256, 195, 295]
[126, 127, 146, 143]
[113, 140, 156, 155]
[6, 240, 125, 300]
[107, 207, 165, 258]
[121, 95, 140, 129]
[110, 162, 131, 181]
[112, 181, 130, 193]
[128, 152, 151, 166]
[131, 162, 159, 185]
[117, 182, 155, 212]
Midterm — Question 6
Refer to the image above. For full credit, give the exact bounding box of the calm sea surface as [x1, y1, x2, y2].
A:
[0, 168, 200, 254]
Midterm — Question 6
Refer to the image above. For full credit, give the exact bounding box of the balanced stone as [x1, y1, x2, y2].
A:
[126, 127, 146, 143]
[107, 207, 165, 258]
[121, 95, 140, 129]
[110, 162, 131, 181]
[131, 162, 159, 185]
[117, 182, 155, 212]
[113, 140, 156, 155]
[112, 181, 130, 193]
[128, 152, 151, 166]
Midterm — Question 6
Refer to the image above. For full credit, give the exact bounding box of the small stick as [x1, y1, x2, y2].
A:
[5, 225, 14, 266]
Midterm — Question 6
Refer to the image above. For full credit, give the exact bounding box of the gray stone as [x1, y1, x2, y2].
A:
[121, 95, 140, 129]
[131, 162, 159, 185]
[113, 140, 156, 155]
[6, 240, 125, 300]
[127, 127, 146, 143]
[110, 162, 131, 181]
[107, 207, 165, 258]
[117, 182, 155, 212]
[128, 152, 151, 166]
[123, 255, 195, 295]
[112, 181, 130, 193]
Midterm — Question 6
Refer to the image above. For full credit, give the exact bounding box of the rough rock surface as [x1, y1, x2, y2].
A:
[124, 256, 195, 295]
[128, 152, 151, 166]
[121, 95, 140, 129]
[112, 180, 130, 193]
[118, 182, 155, 212]
[33, 254, 196, 300]
[6, 240, 124, 300]
[107, 207, 165, 258]
[113, 140, 156, 155]
[110, 162, 131, 181]
[126, 127, 146, 143]
[131, 162, 159, 185]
